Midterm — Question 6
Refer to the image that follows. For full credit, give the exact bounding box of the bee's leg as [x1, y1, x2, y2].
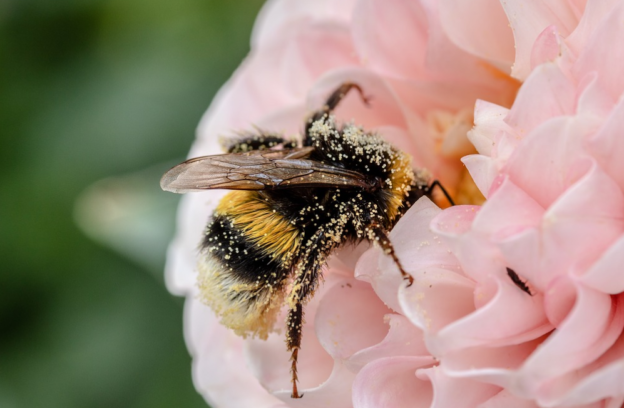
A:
[287, 302, 304, 399]
[371, 227, 414, 286]
[286, 230, 326, 399]
[305, 82, 371, 139]
[426, 180, 455, 206]
[222, 132, 295, 153]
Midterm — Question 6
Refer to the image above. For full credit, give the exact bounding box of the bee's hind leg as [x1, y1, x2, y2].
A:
[287, 302, 304, 399]
[286, 230, 327, 399]
[370, 227, 414, 287]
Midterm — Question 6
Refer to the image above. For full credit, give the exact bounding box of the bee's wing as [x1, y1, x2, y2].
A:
[161, 147, 373, 193]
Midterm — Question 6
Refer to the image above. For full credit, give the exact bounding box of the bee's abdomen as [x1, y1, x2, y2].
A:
[197, 191, 301, 339]
[202, 213, 287, 285]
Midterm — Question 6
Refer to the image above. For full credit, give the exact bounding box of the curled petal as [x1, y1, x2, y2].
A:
[352, 356, 435, 408]
[472, 176, 544, 240]
[505, 116, 596, 209]
[399, 268, 475, 337]
[554, 325, 624, 406]
[461, 155, 497, 199]
[519, 283, 624, 401]
[530, 25, 572, 71]
[315, 278, 392, 360]
[417, 366, 500, 408]
[467, 100, 511, 157]
[348, 314, 430, 371]
[575, 72, 616, 120]
[421, 275, 551, 357]
[477, 390, 539, 408]
[357, 197, 460, 313]
[500, 0, 579, 80]
[273, 361, 357, 408]
[587, 96, 624, 191]
[504, 63, 576, 139]
[500, 163, 624, 291]
[581, 235, 624, 294]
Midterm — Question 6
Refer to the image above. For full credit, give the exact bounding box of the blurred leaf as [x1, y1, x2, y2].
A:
[74, 163, 181, 278]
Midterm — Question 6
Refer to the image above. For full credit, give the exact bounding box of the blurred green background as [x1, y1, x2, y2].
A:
[0, 0, 265, 407]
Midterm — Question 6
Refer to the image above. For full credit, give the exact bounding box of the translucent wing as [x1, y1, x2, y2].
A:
[160, 147, 373, 193]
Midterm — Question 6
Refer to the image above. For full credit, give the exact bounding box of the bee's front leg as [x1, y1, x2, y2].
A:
[305, 82, 371, 140]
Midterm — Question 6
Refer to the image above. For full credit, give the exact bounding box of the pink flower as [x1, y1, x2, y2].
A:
[166, 0, 624, 407]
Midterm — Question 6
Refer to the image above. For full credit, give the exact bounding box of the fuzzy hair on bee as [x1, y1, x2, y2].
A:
[161, 83, 455, 399]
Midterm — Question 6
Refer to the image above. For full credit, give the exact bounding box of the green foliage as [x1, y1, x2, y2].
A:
[0, 0, 265, 406]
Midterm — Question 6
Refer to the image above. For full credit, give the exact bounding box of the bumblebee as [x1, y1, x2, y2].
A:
[161, 83, 454, 398]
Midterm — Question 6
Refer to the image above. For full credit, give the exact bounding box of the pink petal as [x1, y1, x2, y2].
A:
[581, 235, 624, 294]
[504, 116, 596, 209]
[500, 0, 579, 80]
[326, 242, 370, 279]
[461, 155, 497, 199]
[467, 100, 511, 157]
[273, 361, 357, 408]
[417, 367, 500, 408]
[307, 68, 408, 131]
[352, 0, 428, 79]
[504, 63, 577, 138]
[438, 0, 514, 70]
[518, 284, 624, 399]
[499, 163, 624, 290]
[348, 314, 429, 371]
[251, 0, 356, 49]
[420, 0, 516, 95]
[587, 97, 624, 191]
[543, 162, 624, 274]
[357, 198, 461, 313]
[573, 1, 624, 99]
[399, 268, 475, 337]
[432, 206, 504, 285]
[530, 25, 569, 70]
[352, 356, 435, 408]
[472, 176, 544, 240]
[566, 0, 618, 55]
[575, 71, 616, 120]
[430, 205, 479, 237]
[388, 198, 462, 275]
[477, 390, 539, 408]
[246, 322, 334, 393]
[189, 298, 283, 407]
[553, 326, 624, 406]
[441, 338, 543, 391]
[422, 275, 551, 357]
[246, 273, 347, 394]
[197, 21, 359, 141]
[354, 248, 400, 311]
[315, 278, 392, 360]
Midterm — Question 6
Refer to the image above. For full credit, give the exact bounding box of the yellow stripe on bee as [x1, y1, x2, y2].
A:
[215, 191, 301, 264]
[386, 152, 417, 221]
